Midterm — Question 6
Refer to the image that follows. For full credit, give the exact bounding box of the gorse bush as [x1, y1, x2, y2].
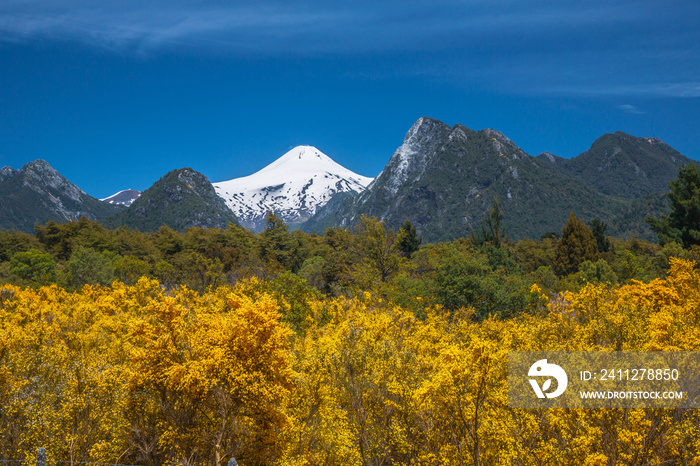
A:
[1, 259, 700, 464]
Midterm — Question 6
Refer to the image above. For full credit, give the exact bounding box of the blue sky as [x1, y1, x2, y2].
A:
[1, 0, 698, 198]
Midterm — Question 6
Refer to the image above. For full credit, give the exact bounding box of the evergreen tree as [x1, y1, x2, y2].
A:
[396, 219, 422, 259]
[470, 197, 505, 247]
[260, 211, 298, 271]
[154, 225, 183, 256]
[588, 219, 612, 253]
[554, 212, 598, 276]
[648, 164, 700, 248]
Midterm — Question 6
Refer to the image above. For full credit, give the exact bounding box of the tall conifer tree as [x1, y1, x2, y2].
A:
[554, 212, 598, 276]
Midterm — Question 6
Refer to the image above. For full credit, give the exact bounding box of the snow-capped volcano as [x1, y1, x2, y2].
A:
[213, 145, 373, 231]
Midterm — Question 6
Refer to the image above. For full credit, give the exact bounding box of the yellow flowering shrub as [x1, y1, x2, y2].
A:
[0, 258, 699, 464]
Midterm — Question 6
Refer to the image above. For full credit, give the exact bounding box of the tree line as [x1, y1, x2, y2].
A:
[1, 204, 697, 322]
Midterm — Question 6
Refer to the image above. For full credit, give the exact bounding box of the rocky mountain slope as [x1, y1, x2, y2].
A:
[537, 132, 693, 198]
[0, 160, 121, 232]
[213, 145, 372, 231]
[104, 168, 237, 232]
[304, 118, 692, 242]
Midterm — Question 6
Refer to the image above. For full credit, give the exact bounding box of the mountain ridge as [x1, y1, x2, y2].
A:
[304, 117, 694, 242]
[537, 131, 693, 198]
[0, 159, 121, 232]
[1, 121, 695, 241]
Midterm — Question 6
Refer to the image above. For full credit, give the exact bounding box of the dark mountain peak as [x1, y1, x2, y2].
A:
[590, 131, 677, 154]
[22, 159, 66, 186]
[562, 131, 693, 198]
[401, 117, 452, 148]
[479, 128, 527, 161]
[18, 159, 86, 203]
[481, 128, 512, 144]
[587, 131, 632, 151]
[445, 124, 474, 143]
[0, 159, 120, 232]
[153, 168, 219, 204]
[306, 118, 693, 242]
[536, 152, 563, 164]
[374, 117, 453, 195]
[0, 166, 17, 183]
[105, 167, 237, 232]
[175, 168, 213, 196]
[24, 158, 56, 171]
[643, 137, 666, 146]
[405, 116, 450, 135]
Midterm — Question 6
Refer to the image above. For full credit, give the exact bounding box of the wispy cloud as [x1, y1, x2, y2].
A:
[0, 0, 657, 54]
[616, 104, 645, 114]
[1, 0, 698, 99]
[547, 82, 700, 99]
[0, 1, 352, 53]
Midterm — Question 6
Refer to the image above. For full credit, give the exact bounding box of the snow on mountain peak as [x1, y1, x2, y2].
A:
[213, 145, 373, 231]
[100, 189, 141, 206]
[256, 145, 343, 176]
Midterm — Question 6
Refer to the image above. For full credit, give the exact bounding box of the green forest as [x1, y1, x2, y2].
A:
[1, 199, 695, 311]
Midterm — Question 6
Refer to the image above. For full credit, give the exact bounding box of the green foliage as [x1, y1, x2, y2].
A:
[648, 164, 700, 247]
[425, 242, 530, 320]
[298, 256, 326, 290]
[513, 237, 558, 273]
[395, 218, 422, 258]
[318, 227, 353, 294]
[35, 217, 118, 260]
[63, 246, 115, 288]
[269, 271, 322, 333]
[154, 225, 183, 256]
[260, 212, 303, 272]
[0, 230, 42, 262]
[588, 219, 612, 253]
[655, 242, 688, 271]
[554, 212, 598, 276]
[352, 215, 399, 284]
[575, 259, 618, 286]
[470, 196, 505, 247]
[168, 252, 226, 292]
[0, 205, 690, 324]
[384, 272, 434, 319]
[9, 249, 56, 286]
[113, 255, 151, 285]
[612, 248, 658, 283]
[529, 265, 559, 291]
